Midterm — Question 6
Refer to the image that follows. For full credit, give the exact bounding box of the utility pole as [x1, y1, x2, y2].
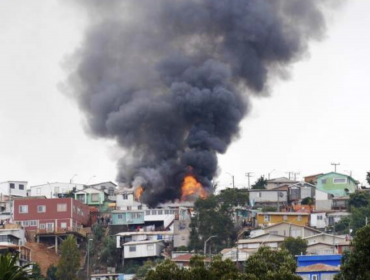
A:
[293, 172, 300, 181]
[204, 236, 217, 256]
[331, 163, 340, 173]
[226, 173, 235, 188]
[245, 172, 254, 189]
[286, 172, 293, 180]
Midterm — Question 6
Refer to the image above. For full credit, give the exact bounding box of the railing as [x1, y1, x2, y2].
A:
[36, 227, 87, 237]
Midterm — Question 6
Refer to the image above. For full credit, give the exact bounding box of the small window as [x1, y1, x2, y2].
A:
[123, 194, 128, 200]
[138, 205, 142, 210]
[321, 179, 327, 184]
[109, 189, 114, 196]
[152, 210, 157, 215]
[57, 204, 67, 212]
[129, 246, 136, 252]
[91, 193, 99, 202]
[37, 205, 46, 213]
[19, 184, 24, 190]
[146, 210, 151, 215]
[39, 224, 45, 229]
[61, 222, 67, 229]
[147, 244, 154, 251]
[264, 215, 270, 222]
[312, 275, 319, 280]
[30, 220, 37, 226]
[22, 221, 29, 227]
[10, 183, 15, 189]
[258, 192, 262, 198]
[297, 215, 302, 221]
[317, 215, 323, 220]
[19, 205, 28, 213]
[283, 215, 287, 221]
[36, 188, 41, 194]
[158, 210, 163, 215]
[165, 210, 169, 215]
[127, 206, 132, 210]
[334, 178, 347, 184]
[118, 214, 123, 219]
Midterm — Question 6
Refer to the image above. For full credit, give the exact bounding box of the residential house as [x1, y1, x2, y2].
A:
[29, 182, 84, 198]
[288, 182, 316, 203]
[250, 222, 321, 239]
[0, 243, 31, 265]
[297, 264, 340, 280]
[306, 243, 336, 255]
[111, 210, 145, 227]
[221, 247, 250, 262]
[256, 212, 309, 227]
[90, 274, 134, 280]
[304, 233, 346, 254]
[0, 226, 26, 245]
[332, 196, 349, 211]
[248, 189, 288, 209]
[0, 195, 12, 221]
[316, 172, 358, 197]
[123, 240, 165, 260]
[237, 233, 285, 253]
[304, 174, 323, 185]
[310, 212, 350, 229]
[116, 231, 174, 249]
[0, 181, 28, 197]
[116, 188, 145, 211]
[266, 177, 298, 190]
[13, 197, 89, 232]
[74, 187, 112, 210]
[172, 253, 211, 268]
[337, 240, 352, 254]
[296, 255, 342, 280]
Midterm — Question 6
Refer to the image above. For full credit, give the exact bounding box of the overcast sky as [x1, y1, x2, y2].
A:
[0, 1, 369, 189]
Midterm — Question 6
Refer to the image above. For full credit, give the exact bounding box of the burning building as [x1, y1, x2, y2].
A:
[67, 0, 328, 206]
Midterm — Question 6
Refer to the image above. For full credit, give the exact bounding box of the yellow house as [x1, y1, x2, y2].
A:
[257, 212, 309, 227]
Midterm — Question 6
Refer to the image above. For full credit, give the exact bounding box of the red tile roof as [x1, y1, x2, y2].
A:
[296, 264, 340, 273]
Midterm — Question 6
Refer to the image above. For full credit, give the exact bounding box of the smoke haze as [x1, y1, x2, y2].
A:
[67, 0, 327, 206]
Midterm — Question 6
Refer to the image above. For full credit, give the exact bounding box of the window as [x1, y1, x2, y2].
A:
[39, 224, 45, 229]
[108, 188, 114, 196]
[297, 215, 302, 221]
[30, 220, 37, 226]
[19, 184, 24, 190]
[146, 210, 151, 215]
[36, 188, 41, 194]
[57, 204, 67, 212]
[91, 193, 99, 202]
[158, 210, 163, 215]
[138, 205, 142, 210]
[129, 246, 136, 252]
[258, 192, 262, 198]
[334, 178, 347, 184]
[19, 205, 28, 213]
[118, 214, 123, 219]
[22, 221, 29, 227]
[61, 222, 67, 229]
[37, 205, 46, 213]
[283, 215, 287, 221]
[147, 244, 154, 251]
[321, 179, 327, 184]
[127, 206, 132, 210]
[317, 215, 323, 220]
[165, 210, 169, 215]
[10, 183, 15, 189]
[152, 210, 157, 215]
[264, 215, 270, 222]
[54, 187, 59, 193]
[123, 194, 128, 200]
[312, 275, 318, 280]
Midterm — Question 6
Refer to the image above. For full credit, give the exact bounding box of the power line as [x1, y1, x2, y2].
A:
[245, 172, 254, 189]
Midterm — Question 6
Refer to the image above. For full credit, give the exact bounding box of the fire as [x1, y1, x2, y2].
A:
[134, 186, 144, 200]
[181, 175, 207, 201]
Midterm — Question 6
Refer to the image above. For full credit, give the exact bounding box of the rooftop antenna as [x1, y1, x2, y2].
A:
[331, 163, 340, 173]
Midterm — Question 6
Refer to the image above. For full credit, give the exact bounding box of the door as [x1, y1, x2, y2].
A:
[46, 223, 54, 232]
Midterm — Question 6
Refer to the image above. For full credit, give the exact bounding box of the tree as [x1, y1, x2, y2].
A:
[335, 224, 370, 280]
[281, 237, 308, 256]
[30, 263, 46, 280]
[366, 172, 370, 185]
[46, 265, 57, 280]
[334, 216, 351, 235]
[349, 192, 370, 210]
[56, 235, 81, 280]
[144, 259, 189, 280]
[252, 176, 267, 190]
[349, 206, 370, 235]
[244, 247, 301, 280]
[0, 252, 30, 280]
[301, 197, 314, 206]
[100, 236, 120, 267]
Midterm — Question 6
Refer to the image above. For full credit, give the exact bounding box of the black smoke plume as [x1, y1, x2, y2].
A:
[67, 0, 327, 206]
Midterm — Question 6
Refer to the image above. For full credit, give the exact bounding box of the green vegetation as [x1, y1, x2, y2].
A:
[261, 206, 277, 212]
[335, 224, 370, 280]
[100, 236, 120, 267]
[301, 197, 314, 206]
[30, 263, 46, 280]
[189, 189, 249, 252]
[349, 192, 370, 209]
[252, 176, 267, 190]
[281, 237, 308, 257]
[143, 248, 299, 280]
[56, 235, 81, 280]
[46, 264, 57, 280]
[0, 253, 30, 280]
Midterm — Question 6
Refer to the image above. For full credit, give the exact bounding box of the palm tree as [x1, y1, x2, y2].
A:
[0, 252, 30, 280]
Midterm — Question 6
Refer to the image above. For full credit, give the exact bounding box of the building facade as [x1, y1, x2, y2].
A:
[0, 181, 28, 197]
[257, 212, 309, 227]
[316, 173, 358, 197]
[29, 182, 85, 199]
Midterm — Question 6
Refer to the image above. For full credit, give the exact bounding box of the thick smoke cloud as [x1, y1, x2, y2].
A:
[68, 0, 327, 206]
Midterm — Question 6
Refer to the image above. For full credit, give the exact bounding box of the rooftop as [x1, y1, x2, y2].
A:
[124, 240, 165, 246]
[297, 263, 340, 273]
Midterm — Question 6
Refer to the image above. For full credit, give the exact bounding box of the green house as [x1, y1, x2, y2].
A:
[74, 187, 110, 208]
[316, 172, 358, 197]
[111, 210, 145, 225]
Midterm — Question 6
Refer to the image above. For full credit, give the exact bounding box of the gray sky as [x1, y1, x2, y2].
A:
[0, 0, 369, 189]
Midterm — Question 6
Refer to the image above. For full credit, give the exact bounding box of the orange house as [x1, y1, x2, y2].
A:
[257, 212, 309, 227]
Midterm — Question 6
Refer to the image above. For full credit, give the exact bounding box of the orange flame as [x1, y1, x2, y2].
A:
[181, 175, 207, 201]
[134, 186, 144, 200]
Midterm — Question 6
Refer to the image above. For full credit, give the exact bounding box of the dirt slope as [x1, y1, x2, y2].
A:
[26, 242, 60, 275]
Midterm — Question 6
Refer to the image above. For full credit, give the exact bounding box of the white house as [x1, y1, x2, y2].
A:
[29, 182, 84, 198]
[0, 181, 28, 197]
[123, 240, 165, 259]
[116, 188, 146, 211]
[248, 189, 288, 208]
[310, 212, 327, 229]
[0, 227, 26, 246]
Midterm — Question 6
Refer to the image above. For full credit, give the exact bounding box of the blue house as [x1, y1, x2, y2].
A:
[111, 210, 145, 226]
[296, 255, 342, 280]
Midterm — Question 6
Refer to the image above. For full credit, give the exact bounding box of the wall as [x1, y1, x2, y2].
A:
[257, 213, 309, 226]
[249, 190, 288, 205]
[123, 241, 165, 259]
[310, 213, 327, 229]
[112, 211, 145, 225]
[30, 183, 84, 198]
[0, 181, 28, 197]
[307, 243, 335, 255]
